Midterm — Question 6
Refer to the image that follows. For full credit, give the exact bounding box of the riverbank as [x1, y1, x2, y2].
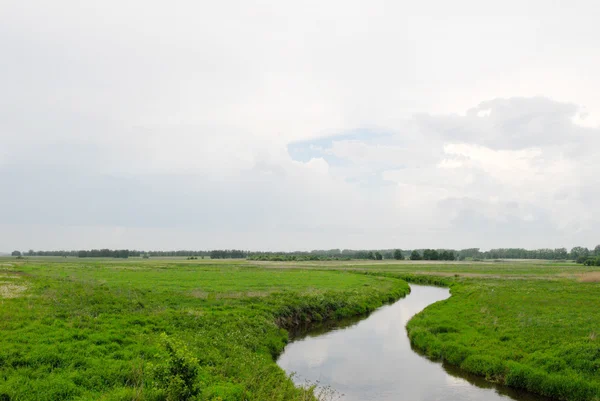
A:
[406, 278, 600, 401]
[278, 284, 548, 401]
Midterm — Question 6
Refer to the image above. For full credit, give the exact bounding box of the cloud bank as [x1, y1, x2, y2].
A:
[1, 1, 599, 250]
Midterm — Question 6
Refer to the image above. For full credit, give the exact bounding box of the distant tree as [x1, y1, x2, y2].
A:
[375, 251, 383, 261]
[458, 248, 481, 260]
[584, 257, 600, 267]
[11, 250, 21, 257]
[209, 249, 248, 259]
[554, 248, 568, 260]
[595, 245, 600, 256]
[570, 247, 590, 260]
[422, 249, 439, 260]
[410, 250, 422, 261]
[367, 251, 375, 260]
[440, 250, 455, 261]
[27, 249, 35, 256]
[115, 249, 130, 259]
[383, 251, 394, 260]
[393, 249, 404, 260]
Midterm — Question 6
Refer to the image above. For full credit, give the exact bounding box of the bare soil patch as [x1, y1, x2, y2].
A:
[575, 272, 600, 283]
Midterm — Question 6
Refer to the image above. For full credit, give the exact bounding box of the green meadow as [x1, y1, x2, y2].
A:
[0, 258, 408, 401]
[1, 257, 600, 400]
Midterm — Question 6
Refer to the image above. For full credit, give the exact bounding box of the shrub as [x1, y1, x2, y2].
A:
[584, 257, 600, 266]
[150, 333, 200, 401]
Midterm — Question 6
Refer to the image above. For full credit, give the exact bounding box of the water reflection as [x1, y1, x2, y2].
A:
[277, 285, 548, 401]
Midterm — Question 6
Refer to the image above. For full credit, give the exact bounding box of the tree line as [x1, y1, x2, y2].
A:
[77, 249, 132, 258]
[10, 246, 600, 262]
[17, 249, 248, 259]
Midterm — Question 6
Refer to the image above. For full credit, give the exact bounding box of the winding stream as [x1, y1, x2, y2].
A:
[277, 285, 547, 401]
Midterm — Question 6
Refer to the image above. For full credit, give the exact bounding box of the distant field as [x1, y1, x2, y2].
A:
[1, 257, 599, 400]
[249, 258, 599, 279]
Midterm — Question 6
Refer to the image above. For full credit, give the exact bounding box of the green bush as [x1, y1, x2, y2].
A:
[150, 333, 200, 401]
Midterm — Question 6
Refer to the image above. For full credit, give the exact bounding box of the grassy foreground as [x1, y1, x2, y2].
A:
[3, 257, 600, 401]
[0, 258, 409, 401]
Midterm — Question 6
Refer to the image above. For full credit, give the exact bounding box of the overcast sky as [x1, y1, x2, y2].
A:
[2, 1, 599, 251]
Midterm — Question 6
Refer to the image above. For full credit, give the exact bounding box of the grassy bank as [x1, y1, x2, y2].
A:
[0, 258, 409, 401]
[406, 278, 600, 401]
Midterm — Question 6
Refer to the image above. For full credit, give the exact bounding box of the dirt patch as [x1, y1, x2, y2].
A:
[575, 272, 600, 283]
[0, 283, 27, 299]
[400, 271, 558, 280]
[558, 272, 600, 282]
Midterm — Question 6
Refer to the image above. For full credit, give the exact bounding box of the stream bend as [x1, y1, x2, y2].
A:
[277, 284, 547, 401]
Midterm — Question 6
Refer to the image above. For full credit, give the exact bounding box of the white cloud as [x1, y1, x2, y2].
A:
[1, 1, 600, 250]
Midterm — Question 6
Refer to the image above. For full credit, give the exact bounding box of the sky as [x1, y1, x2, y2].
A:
[1, 1, 599, 251]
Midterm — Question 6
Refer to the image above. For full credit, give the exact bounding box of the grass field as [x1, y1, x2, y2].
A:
[1, 257, 600, 400]
[0, 258, 408, 401]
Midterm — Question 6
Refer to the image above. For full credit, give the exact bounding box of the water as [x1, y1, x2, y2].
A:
[277, 285, 548, 401]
